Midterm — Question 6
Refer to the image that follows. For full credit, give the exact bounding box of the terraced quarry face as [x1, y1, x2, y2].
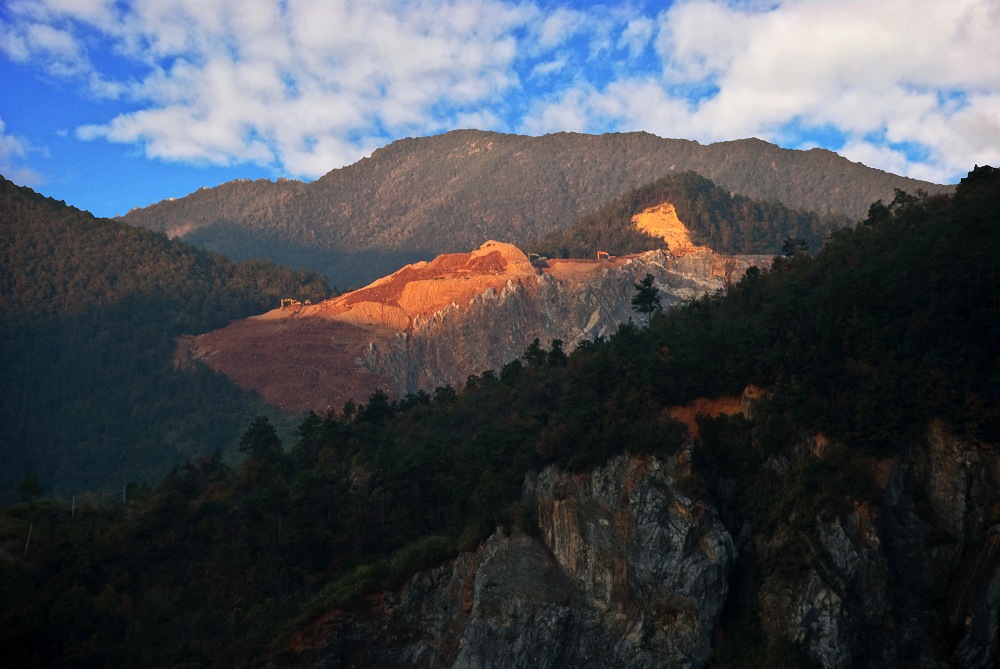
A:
[179, 241, 561, 412]
[178, 234, 755, 413]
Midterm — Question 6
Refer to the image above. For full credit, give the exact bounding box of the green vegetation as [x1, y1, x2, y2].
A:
[531, 171, 850, 258]
[0, 176, 332, 500]
[0, 166, 995, 667]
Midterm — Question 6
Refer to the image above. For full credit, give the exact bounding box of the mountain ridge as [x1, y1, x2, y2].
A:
[122, 130, 952, 287]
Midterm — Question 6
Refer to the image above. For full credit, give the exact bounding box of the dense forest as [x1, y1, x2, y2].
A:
[0, 177, 332, 501]
[122, 130, 951, 287]
[530, 171, 851, 258]
[2, 167, 995, 667]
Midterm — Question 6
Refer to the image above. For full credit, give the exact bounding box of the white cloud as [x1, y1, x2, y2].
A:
[12, 0, 534, 176]
[525, 0, 1000, 182]
[535, 7, 587, 49]
[520, 76, 704, 138]
[530, 57, 568, 79]
[2, 0, 998, 186]
[618, 17, 654, 59]
[0, 117, 42, 186]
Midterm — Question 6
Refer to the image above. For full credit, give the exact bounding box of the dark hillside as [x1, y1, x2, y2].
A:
[122, 130, 951, 287]
[0, 176, 331, 499]
[2, 167, 995, 668]
[641, 168, 1000, 444]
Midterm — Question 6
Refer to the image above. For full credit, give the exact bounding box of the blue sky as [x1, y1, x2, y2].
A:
[2, 0, 998, 218]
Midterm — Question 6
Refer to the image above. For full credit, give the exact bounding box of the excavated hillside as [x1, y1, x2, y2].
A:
[182, 232, 770, 412]
[632, 202, 708, 255]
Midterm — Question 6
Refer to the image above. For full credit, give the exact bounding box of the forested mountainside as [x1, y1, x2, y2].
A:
[532, 170, 850, 258]
[3, 167, 995, 669]
[0, 176, 331, 500]
[121, 130, 951, 287]
[180, 172, 814, 416]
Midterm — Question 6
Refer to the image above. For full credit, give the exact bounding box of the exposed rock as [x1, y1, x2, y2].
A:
[272, 423, 1000, 669]
[757, 506, 893, 669]
[521, 454, 736, 668]
[182, 239, 768, 411]
[753, 422, 1000, 669]
[274, 453, 736, 669]
[360, 248, 768, 396]
[632, 202, 704, 255]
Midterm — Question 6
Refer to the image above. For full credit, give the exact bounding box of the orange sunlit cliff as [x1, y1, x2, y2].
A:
[181, 241, 634, 412]
[631, 203, 710, 256]
[180, 233, 766, 414]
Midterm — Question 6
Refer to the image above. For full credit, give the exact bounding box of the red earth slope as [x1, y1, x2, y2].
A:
[182, 241, 615, 413]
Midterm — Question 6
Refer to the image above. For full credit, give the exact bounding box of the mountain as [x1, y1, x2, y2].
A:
[0, 176, 331, 500]
[175, 172, 880, 411]
[2, 167, 996, 669]
[121, 130, 952, 288]
[181, 240, 768, 413]
[532, 170, 850, 258]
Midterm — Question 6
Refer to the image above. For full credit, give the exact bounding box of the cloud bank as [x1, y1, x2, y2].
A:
[3, 0, 998, 184]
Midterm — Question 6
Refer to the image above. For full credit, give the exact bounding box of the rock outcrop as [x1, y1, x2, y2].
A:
[360, 248, 762, 396]
[276, 453, 736, 668]
[272, 420, 999, 669]
[752, 420, 1000, 669]
[182, 239, 768, 411]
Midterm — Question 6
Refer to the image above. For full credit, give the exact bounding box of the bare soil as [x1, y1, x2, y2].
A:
[181, 241, 543, 413]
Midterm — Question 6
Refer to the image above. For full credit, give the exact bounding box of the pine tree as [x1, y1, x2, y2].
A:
[631, 273, 661, 323]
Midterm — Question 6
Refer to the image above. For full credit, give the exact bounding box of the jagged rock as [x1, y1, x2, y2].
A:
[757, 507, 894, 669]
[522, 454, 736, 668]
[275, 454, 736, 668]
[275, 425, 1000, 669]
[754, 422, 1000, 669]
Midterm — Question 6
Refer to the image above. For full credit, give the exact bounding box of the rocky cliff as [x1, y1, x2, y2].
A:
[749, 420, 1000, 668]
[274, 452, 736, 669]
[182, 239, 768, 411]
[273, 419, 999, 669]
[360, 248, 767, 396]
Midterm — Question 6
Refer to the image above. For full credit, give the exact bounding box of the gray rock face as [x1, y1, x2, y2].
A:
[756, 422, 1000, 669]
[277, 454, 736, 668]
[757, 507, 894, 669]
[521, 454, 736, 668]
[276, 423, 999, 669]
[361, 250, 768, 395]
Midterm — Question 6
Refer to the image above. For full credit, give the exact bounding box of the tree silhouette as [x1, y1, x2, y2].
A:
[238, 416, 284, 461]
[782, 237, 810, 257]
[631, 273, 662, 322]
